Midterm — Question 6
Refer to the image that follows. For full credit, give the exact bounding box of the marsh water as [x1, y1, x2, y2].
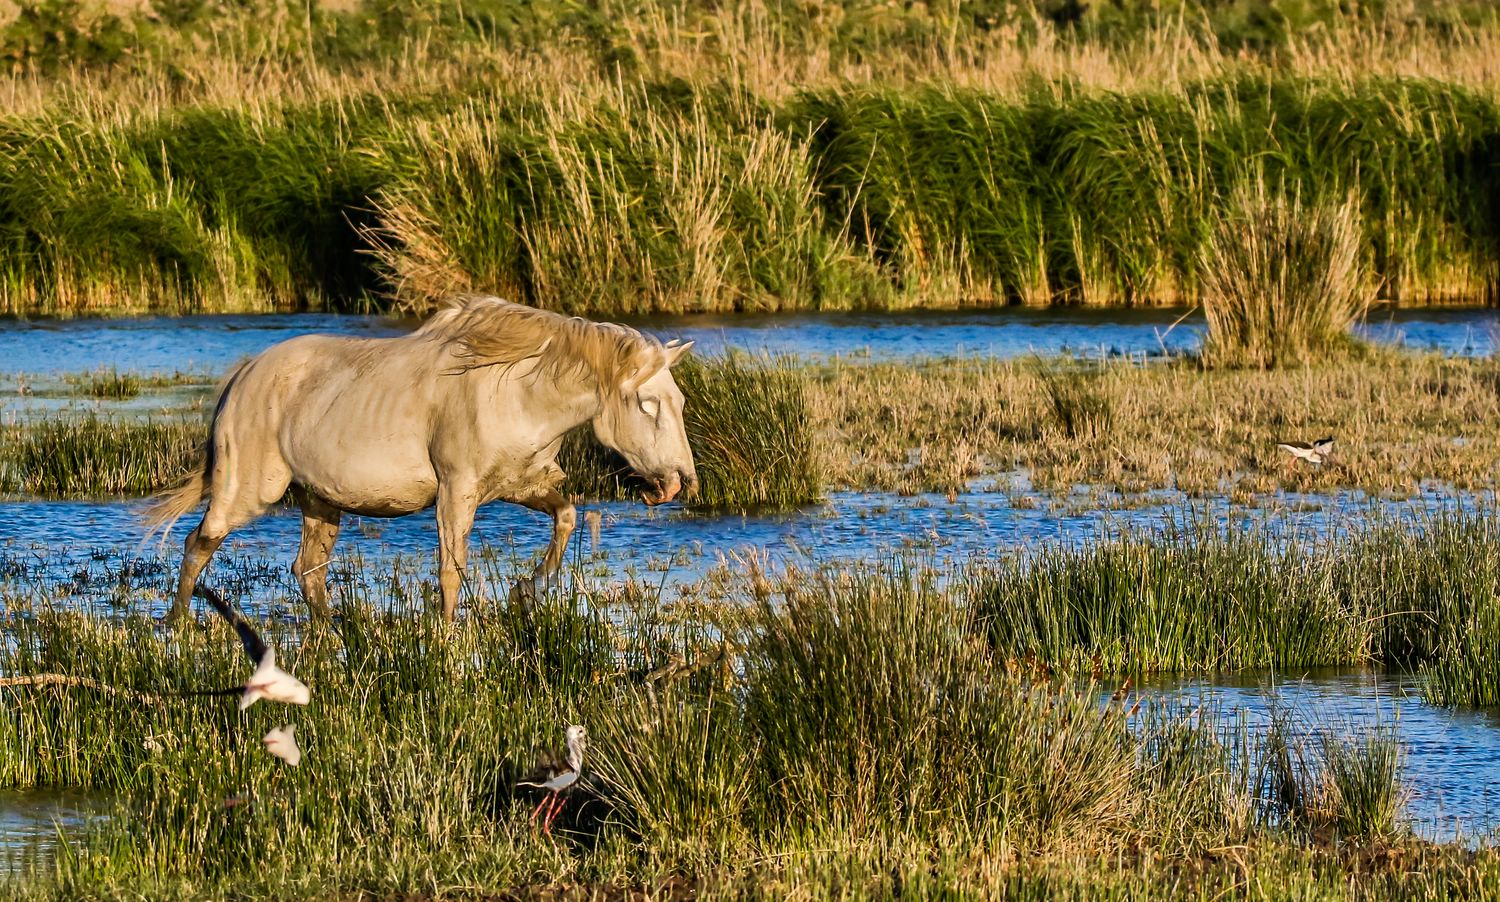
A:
[4, 305, 1500, 857]
[5, 485, 1500, 847]
[0, 789, 110, 872]
[0, 305, 1496, 377]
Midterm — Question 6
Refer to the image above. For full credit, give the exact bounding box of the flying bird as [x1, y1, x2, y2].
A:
[262, 725, 302, 767]
[241, 649, 311, 710]
[516, 724, 587, 835]
[192, 585, 312, 710]
[1276, 436, 1334, 465]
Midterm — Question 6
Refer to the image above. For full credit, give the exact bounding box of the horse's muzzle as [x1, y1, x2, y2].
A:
[642, 471, 687, 506]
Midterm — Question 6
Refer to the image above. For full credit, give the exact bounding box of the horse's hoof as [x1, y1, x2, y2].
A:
[508, 577, 538, 611]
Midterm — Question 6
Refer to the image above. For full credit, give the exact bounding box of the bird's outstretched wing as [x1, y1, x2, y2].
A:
[192, 584, 269, 666]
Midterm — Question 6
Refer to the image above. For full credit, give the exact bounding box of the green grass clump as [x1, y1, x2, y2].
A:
[0, 417, 203, 497]
[972, 522, 1371, 674]
[560, 353, 821, 510]
[971, 509, 1500, 702]
[746, 560, 1140, 842]
[1258, 714, 1406, 841]
[1199, 179, 1372, 368]
[1040, 365, 1114, 439]
[1319, 728, 1406, 840]
[65, 368, 142, 400]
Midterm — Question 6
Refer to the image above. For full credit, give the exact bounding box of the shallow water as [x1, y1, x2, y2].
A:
[1134, 669, 1500, 844]
[0, 483, 1487, 614]
[0, 788, 110, 873]
[0, 306, 1494, 376]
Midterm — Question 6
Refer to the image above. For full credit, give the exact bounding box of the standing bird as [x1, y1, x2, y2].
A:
[516, 725, 587, 835]
[1276, 436, 1334, 465]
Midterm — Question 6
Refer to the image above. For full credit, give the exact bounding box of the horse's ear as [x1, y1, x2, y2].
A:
[664, 340, 694, 366]
[621, 355, 665, 393]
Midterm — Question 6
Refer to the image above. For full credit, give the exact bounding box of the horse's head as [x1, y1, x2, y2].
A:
[592, 340, 698, 505]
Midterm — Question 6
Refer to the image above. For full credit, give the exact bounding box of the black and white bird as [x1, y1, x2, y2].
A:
[193, 585, 311, 710]
[516, 724, 587, 835]
[1276, 436, 1334, 465]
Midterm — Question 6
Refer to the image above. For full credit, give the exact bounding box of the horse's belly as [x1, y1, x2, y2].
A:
[292, 447, 439, 518]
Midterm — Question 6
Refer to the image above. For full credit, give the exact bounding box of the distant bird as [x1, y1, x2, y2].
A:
[516, 725, 587, 835]
[262, 725, 302, 766]
[240, 648, 311, 710]
[1276, 436, 1334, 465]
[192, 585, 312, 710]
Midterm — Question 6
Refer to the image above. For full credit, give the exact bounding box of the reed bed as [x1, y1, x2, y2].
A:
[4, 540, 1486, 899]
[0, 9, 1499, 314]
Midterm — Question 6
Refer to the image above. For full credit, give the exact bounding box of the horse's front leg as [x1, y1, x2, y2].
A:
[522, 488, 577, 583]
[435, 484, 479, 622]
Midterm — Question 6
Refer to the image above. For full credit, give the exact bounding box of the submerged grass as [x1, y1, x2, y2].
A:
[1, 542, 1475, 899]
[64, 368, 142, 400]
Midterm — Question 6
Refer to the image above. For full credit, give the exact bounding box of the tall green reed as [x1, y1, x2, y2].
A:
[4, 75, 1500, 315]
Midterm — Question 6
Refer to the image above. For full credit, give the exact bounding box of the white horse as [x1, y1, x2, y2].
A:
[146, 295, 697, 622]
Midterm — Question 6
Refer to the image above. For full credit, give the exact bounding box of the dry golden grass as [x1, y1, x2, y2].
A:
[810, 351, 1500, 498]
[2, 7, 1499, 124]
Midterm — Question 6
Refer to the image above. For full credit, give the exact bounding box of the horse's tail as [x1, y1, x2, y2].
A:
[141, 357, 253, 541]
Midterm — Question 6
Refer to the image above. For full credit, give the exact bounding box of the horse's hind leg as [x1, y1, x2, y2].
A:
[523, 488, 576, 583]
[292, 486, 342, 621]
[168, 523, 226, 625]
[168, 455, 292, 627]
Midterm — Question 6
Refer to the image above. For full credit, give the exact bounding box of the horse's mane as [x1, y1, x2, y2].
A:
[415, 295, 665, 396]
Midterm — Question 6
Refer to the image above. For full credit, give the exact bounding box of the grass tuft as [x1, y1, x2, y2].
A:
[65, 368, 143, 400]
[1199, 178, 1372, 369]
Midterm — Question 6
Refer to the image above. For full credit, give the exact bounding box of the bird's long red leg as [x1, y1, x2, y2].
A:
[546, 795, 567, 830]
[530, 794, 552, 823]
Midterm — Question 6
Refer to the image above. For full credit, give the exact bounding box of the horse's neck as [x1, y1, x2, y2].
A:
[498, 366, 602, 442]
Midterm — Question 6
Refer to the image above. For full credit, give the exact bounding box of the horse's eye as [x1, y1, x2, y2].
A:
[639, 398, 660, 419]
